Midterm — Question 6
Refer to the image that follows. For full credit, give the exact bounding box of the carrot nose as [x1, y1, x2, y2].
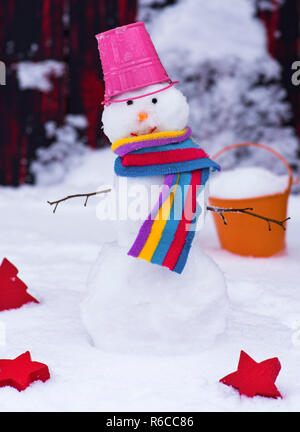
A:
[138, 112, 148, 122]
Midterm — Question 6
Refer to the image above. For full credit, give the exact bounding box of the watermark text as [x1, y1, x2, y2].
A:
[0, 61, 6, 85]
[291, 61, 300, 86]
[95, 178, 206, 232]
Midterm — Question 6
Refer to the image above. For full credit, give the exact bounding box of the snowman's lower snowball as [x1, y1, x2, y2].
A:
[81, 238, 228, 355]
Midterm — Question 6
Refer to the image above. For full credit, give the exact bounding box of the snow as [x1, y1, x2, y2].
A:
[210, 167, 289, 199]
[147, 0, 266, 63]
[65, 115, 88, 130]
[16, 60, 65, 92]
[0, 147, 300, 411]
[81, 240, 228, 355]
[31, 117, 88, 186]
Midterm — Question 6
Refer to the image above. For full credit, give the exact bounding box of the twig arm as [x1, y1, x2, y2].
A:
[47, 190, 290, 231]
[47, 189, 112, 213]
[207, 206, 290, 231]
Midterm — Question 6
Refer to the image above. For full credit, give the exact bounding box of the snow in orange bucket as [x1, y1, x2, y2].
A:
[209, 142, 299, 257]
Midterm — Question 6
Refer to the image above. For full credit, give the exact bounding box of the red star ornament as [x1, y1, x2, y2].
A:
[0, 258, 39, 311]
[0, 351, 50, 391]
[220, 350, 282, 399]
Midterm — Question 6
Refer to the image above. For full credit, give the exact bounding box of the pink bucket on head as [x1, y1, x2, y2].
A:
[95, 22, 176, 105]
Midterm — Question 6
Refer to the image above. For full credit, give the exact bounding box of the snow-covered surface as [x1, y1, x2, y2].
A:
[210, 167, 289, 199]
[0, 147, 300, 411]
[16, 60, 65, 92]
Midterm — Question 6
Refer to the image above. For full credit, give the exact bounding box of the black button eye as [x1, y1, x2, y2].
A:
[127, 100, 133, 106]
[152, 98, 158, 104]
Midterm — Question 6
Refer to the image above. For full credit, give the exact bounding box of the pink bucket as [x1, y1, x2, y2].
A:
[96, 22, 174, 104]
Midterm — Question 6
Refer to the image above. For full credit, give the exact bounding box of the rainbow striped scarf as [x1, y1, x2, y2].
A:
[112, 127, 220, 274]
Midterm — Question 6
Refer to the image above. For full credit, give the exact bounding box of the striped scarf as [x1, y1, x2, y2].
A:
[112, 127, 220, 274]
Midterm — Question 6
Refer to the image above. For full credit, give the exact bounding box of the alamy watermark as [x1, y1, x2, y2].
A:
[95, 177, 206, 232]
[0, 61, 6, 85]
[291, 61, 300, 86]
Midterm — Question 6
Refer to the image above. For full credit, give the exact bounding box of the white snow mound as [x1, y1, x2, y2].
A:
[210, 167, 289, 199]
[81, 240, 228, 355]
[16, 60, 65, 92]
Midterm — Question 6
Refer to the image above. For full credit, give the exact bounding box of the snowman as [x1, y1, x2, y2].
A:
[81, 22, 228, 355]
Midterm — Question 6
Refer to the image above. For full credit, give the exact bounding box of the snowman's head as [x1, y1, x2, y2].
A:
[102, 82, 190, 143]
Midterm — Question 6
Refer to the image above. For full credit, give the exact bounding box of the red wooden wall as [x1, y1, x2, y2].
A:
[0, 0, 137, 186]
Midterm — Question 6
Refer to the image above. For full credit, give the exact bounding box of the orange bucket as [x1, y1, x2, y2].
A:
[209, 142, 298, 257]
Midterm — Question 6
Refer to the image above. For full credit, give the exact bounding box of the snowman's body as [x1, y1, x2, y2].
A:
[81, 83, 228, 354]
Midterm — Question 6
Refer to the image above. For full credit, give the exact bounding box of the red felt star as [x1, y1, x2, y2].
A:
[0, 258, 39, 311]
[220, 350, 282, 399]
[0, 351, 50, 391]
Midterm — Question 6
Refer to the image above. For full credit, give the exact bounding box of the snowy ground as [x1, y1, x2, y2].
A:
[0, 147, 300, 412]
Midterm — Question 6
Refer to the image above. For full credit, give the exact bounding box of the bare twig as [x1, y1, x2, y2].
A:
[47, 188, 112, 213]
[207, 206, 290, 231]
[47, 190, 290, 231]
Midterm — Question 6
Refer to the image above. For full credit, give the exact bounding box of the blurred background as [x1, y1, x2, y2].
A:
[0, 0, 299, 188]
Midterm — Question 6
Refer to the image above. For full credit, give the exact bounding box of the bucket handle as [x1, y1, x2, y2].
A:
[212, 142, 299, 191]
